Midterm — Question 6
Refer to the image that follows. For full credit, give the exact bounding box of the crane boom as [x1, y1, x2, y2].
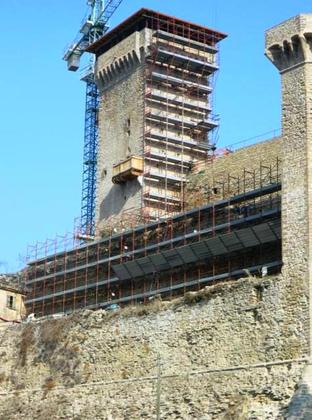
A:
[64, 0, 123, 72]
[63, 0, 124, 236]
[96, 0, 124, 27]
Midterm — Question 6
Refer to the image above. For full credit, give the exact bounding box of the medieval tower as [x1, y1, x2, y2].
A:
[88, 9, 226, 231]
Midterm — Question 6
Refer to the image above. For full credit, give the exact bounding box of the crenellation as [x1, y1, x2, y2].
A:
[265, 14, 312, 72]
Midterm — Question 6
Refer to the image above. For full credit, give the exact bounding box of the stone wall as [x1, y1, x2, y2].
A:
[265, 14, 312, 365]
[95, 29, 150, 231]
[186, 137, 282, 208]
[0, 274, 309, 419]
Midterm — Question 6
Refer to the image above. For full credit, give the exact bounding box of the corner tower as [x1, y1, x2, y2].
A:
[266, 14, 312, 277]
[88, 9, 226, 233]
[266, 15, 312, 359]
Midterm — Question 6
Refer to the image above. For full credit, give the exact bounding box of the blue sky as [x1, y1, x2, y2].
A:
[0, 0, 310, 272]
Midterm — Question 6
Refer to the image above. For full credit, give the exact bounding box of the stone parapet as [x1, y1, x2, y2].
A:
[265, 14, 312, 72]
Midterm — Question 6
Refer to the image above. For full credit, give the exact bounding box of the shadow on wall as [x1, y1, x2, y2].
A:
[99, 179, 141, 220]
[284, 383, 312, 419]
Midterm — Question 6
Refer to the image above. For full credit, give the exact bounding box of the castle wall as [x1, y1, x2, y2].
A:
[3, 12, 312, 420]
[186, 136, 282, 208]
[265, 13, 312, 362]
[195, 137, 281, 179]
[0, 275, 309, 419]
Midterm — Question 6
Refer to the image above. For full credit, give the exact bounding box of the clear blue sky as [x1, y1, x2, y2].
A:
[0, 0, 310, 272]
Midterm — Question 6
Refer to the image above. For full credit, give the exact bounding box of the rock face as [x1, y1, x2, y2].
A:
[0, 275, 310, 419]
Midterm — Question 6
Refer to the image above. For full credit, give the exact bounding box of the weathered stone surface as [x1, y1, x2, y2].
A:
[0, 275, 309, 419]
[186, 137, 281, 207]
[266, 16, 312, 382]
[95, 30, 147, 229]
[286, 364, 312, 419]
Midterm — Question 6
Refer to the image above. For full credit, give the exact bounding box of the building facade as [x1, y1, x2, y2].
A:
[0, 276, 26, 322]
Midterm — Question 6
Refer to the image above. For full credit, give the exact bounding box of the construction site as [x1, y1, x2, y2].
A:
[26, 154, 282, 316]
[2, 2, 312, 419]
[22, 7, 284, 317]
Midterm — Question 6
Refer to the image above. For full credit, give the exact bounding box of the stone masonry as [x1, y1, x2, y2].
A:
[186, 136, 282, 208]
[95, 30, 148, 226]
[266, 14, 312, 362]
[266, 14, 312, 282]
[0, 276, 309, 419]
[91, 10, 226, 231]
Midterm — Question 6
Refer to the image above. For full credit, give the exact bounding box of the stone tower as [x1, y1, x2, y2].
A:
[266, 15, 312, 367]
[88, 9, 226, 233]
[266, 14, 312, 278]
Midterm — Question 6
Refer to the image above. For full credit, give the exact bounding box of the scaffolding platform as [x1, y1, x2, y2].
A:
[154, 30, 218, 55]
[154, 47, 219, 74]
[144, 151, 192, 168]
[146, 92, 211, 113]
[112, 156, 144, 184]
[145, 132, 210, 153]
[150, 71, 212, 95]
[146, 112, 218, 131]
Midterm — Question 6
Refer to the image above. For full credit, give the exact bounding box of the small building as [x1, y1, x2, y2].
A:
[0, 275, 26, 322]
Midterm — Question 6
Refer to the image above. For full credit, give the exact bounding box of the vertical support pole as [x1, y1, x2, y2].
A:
[52, 238, 57, 316]
[31, 245, 36, 315]
[228, 199, 231, 234]
[96, 242, 100, 308]
[63, 246, 67, 314]
[156, 353, 161, 420]
[84, 246, 89, 309]
[73, 247, 78, 312]
[108, 228, 112, 303]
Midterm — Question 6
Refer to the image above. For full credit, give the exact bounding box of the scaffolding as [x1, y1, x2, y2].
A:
[141, 12, 221, 221]
[24, 159, 282, 317]
[186, 158, 281, 209]
[24, 13, 281, 317]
